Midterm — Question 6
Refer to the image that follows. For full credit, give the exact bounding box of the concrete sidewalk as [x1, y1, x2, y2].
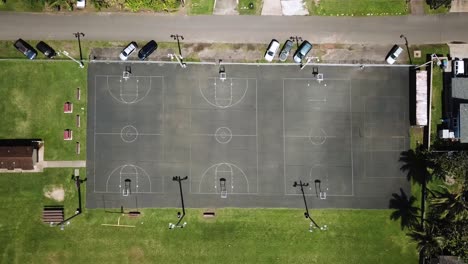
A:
[261, 0, 282, 15]
[213, 0, 239, 15]
[43, 161, 87, 168]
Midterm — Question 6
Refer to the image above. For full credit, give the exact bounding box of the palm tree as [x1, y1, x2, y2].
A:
[430, 185, 468, 222]
[399, 146, 434, 229]
[408, 224, 446, 261]
[389, 188, 420, 230]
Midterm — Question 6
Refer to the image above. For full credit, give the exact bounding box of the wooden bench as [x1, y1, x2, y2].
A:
[42, 206, 64, 223]
[203, 211, 216, 218]
[128, 211, 141, 218]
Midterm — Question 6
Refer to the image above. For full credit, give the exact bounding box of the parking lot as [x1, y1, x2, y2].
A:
[87, 61, 411, 209]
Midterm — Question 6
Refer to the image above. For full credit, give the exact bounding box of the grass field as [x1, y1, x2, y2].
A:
[187, 0, 214, 14]
[0, 169, 417, 264]
[308, 0, 408, 16]
[0, 0, 46, 11]
[238, 0, 263, 15]
[0, 61, 87, 160]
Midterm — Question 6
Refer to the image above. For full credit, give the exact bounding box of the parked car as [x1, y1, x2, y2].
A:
[279, 40, 294, 62]
[119, 42, 138, 61]
[77, 0, 85, 8]
[264, 39, 280, 62]
[293, 41, 312, 64]
[454, 59, 465, 76]
[36, 41, 56, 59]
[13, 39, 37, 60]
[385, 45, 404, 64]
[138, 40, 158, 60]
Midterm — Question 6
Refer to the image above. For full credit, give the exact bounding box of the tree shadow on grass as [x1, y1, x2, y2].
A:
[389, 188, 420, 230]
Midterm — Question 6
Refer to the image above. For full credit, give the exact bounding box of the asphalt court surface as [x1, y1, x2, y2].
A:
[87, 62, 411, 209]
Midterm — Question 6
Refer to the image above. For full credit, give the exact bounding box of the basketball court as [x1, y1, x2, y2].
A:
[87, 62, 411, 209]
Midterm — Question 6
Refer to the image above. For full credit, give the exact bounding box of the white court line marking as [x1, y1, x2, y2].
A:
[284, 135, 337, 138]
[283, 78, 354, 196]
[161, 77, 165, 168]
[95, 132, 162, 136]
[94, 75, 97, 193]
[282, 79, 286, 194]
[104, 75, 158, 105]
[308, 98, 327, 102]
[214, 127, 233, 144]
[199, 78, 249, 109]
[191, 133, 256, 137]
[189, 91, 192, 193]
[96, 75, 164, 78]
[349, 81, 354, 196]
[255, 78, 259, 194]
[190, 78, 259, 194]
[198, 162, 250, 193]
[93, 75, 166, 194]
[105, 164, 155, 193]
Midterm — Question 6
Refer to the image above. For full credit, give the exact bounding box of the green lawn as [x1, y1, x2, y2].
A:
[0, 169, 417, 264]
[309, 0, 409, 16]
[0, 0, 46, 11]
[0, 61, 87, 160]
[187, 0, 214, 14]
[238, 0, 263, 15]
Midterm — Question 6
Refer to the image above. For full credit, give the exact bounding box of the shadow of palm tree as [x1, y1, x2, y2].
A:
[389, 188, 419, 230]
[408, 222, 446, 262]
[399, 146, 434, 228]
[389, 188, 420, 230]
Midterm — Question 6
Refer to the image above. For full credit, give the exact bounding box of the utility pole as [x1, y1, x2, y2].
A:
[293, 180, 325, 231]
[169, 176, 188, 229]
[170, 34, 184, 59]
[400, 34, 413, 64]
[73, 32, 85, 67]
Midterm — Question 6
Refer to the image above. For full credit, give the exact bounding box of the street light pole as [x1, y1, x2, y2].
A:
[400, 34, 413, 64]
[73, 32, 85, 67]
[293, 180, 322, 230]
[290, 36, 302, 48]
[170, 34, 184, 59]
[169, 176, 188, 229]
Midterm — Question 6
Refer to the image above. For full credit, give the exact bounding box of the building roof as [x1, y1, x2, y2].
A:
[451, 78, 468, 99]
[0, 145, 35, 170]
[460, 104, 468, 143]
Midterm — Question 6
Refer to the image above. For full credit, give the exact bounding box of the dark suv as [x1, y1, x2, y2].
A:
[14, 39, 37, 60]
[36, 41, 56, 59]
[138, 40, 158, 60]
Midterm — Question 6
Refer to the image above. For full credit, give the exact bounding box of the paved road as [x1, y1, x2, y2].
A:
[1, 12, 468, 44]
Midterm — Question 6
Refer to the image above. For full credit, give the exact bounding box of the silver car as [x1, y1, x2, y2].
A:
[279, 40, 294, 62]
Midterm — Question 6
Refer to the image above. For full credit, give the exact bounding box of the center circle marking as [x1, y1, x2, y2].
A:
[121, 125, 138, 143]
[215, 127, 232, 144]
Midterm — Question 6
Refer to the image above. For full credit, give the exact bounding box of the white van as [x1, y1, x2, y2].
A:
[454, 60, 465, 76]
